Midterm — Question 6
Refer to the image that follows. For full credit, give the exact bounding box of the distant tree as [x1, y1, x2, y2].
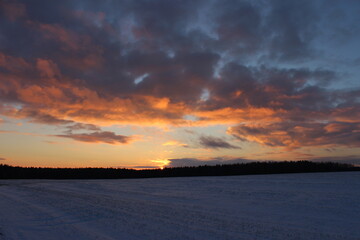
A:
[0, 161, 358, 179]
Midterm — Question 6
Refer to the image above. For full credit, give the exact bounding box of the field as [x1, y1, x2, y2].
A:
[0, 172, 359, 240]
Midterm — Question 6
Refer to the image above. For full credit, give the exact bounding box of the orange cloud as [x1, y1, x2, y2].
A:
[0, 52, 32, 73]
[1, 1, 26, 22]
[191, 107, 282, 126]
[36, 59, 61, 81]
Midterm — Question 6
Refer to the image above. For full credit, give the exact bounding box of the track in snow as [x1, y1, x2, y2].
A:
[1, 172, 360, 240]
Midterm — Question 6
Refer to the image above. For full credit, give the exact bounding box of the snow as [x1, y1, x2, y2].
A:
[0, 172, 359, 240]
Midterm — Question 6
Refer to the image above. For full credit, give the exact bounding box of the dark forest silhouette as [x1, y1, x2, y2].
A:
[0, 161, 359, 179]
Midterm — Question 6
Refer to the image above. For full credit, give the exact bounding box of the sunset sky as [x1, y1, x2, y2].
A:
[1, 0, 360, 168]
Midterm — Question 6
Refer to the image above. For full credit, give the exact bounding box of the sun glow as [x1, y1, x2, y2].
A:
[151, 159, 170, 169]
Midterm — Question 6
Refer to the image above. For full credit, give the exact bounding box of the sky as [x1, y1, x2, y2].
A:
[0, 0, 360, 168]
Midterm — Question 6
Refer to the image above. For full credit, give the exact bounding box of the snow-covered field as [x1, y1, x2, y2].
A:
[0, 172, 359, 240]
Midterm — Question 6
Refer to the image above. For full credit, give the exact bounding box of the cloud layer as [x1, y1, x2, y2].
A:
[0, 0, 359, 150]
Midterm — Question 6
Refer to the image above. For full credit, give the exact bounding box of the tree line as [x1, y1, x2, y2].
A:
[0, 161, 358, 179]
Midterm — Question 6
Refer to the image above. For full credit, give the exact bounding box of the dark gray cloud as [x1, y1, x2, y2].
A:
[4, 107, 103, 133]
[66, 123, 101, 131]
[206, 63, 337, 111]
[199, 135, 240, 149]
[264, 0, 318, 61]
[21, 110, 74, 125]
[55, 131, 132, 144]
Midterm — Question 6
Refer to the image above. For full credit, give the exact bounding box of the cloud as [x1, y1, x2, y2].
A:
[228, 121, 360, 149]
[55, 131, 132, 144]
[199, 135, 240, 149]
[264, 1, 319, 61]
[0, 157, 6, 160]
[43, 140, 58, 144]
[27, 112, 74, 125]
[0, 0, 359, 153]
[165, 157, 253, 168]
[162, 140, 188, 147]
[66, 123, 101, 131]
[131, 166, 160, 169]
[1, 1, 26, 22]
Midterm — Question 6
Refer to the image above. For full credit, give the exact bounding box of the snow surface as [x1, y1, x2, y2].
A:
[0, 172, 360, 240]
